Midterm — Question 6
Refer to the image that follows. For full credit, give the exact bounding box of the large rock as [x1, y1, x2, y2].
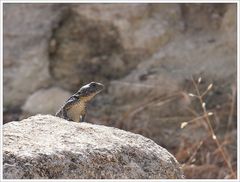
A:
[49, 4, 182, 91]
[3, 115, 184, 179]
[72, 4, 182, 53]
[3, 4, 65, 107]
[22, 87, 71, 115]
[3, 3, 181, 106]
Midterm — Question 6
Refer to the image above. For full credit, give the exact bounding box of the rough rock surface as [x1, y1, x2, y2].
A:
[3, 115, 184, 179]
[22, 87, 71, 115]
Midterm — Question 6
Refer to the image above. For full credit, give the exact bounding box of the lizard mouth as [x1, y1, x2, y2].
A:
[96, 82, 104, 91]
[89, 82, 104, 94]
[77, 82, 104, 97]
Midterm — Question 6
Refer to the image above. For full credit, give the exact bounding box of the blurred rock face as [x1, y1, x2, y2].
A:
[3, 3, 184, 108]
[3, 3, 236, 106]
[49, 4, 182, 91]
[3, 3, 237, 178]
[3, 4, 64, 107]
[49, 10, 137, 90]
[22, 87, 71, 115]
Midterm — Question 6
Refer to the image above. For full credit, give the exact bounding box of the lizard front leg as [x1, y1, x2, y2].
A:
[80, 114, 86, 122]
[62, 107, 72, 121]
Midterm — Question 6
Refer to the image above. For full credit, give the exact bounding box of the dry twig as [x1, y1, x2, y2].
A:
[183, 77, 236, 178]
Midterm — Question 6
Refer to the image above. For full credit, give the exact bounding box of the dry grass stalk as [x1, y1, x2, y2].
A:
[226, 84, 236, 137]
[181, 76, 236, 178]
[117, 92, 180, 130]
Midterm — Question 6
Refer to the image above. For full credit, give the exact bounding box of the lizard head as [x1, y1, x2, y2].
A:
[77, 82, 104, 101]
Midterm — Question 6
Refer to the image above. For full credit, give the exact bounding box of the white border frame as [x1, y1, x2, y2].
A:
[0, 0, 239, 181]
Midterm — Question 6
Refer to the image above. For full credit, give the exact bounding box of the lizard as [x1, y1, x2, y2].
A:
[55, 82, 104, 122]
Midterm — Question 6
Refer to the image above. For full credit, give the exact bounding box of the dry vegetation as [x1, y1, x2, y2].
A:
[180, 77, 236, 179]
[114, 76, 237, 179]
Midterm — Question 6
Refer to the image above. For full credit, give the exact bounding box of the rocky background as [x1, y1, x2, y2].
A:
[3, 3, 237, 179]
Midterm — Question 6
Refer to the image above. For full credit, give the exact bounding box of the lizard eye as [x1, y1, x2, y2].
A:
[91, 82, 96, 87]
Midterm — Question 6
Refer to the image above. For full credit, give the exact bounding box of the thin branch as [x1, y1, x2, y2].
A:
[186, 140, 203, 164]
[191, 76, 236, 178]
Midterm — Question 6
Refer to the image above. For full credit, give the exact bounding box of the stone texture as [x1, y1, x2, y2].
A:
[3, 3, 236, 109]
[3, 4, 65, 107]
[220, 4, 237, 51]
[49, 9, 139, 91]
[180, 4, 227, 32]
[48, 4, 182, 91]
[3, 115, 184, 179]
[22, 87, 71, 115]
[72, 4, 182, 53]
